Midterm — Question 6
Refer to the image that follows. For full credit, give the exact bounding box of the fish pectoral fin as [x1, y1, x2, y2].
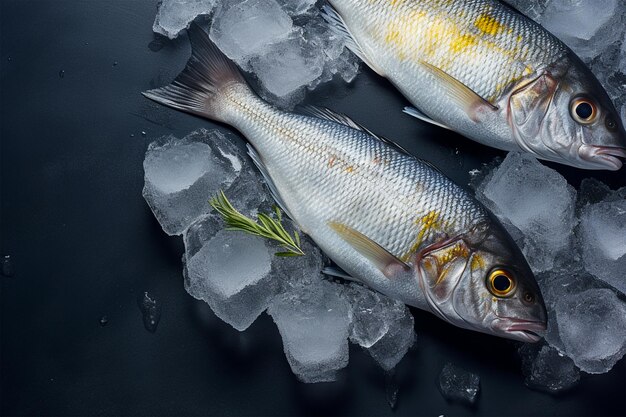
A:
[321, 5, 384, 76]
[322, 266, 360, 282]
[419, 61, 498, 122]
[403, 106, 452, 131]
[246, 144, 295, 221]
[328, 221, 409, 278]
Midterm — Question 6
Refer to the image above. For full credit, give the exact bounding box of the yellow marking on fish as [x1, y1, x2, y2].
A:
[474, 14, 505, 36]
[345, 165, 355, 173]
[434, 242, 469, 285]
[385, 29, 401, 44]
[438, 242, 469, 265]
[450, 33, 477, 53]
[400, 210, 443, 261]
[470, 253, 485, 271]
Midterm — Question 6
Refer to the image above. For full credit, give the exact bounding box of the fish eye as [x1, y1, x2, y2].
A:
[570, 97, 598, 125]
[487, 268, 516, 297]
[606, 116, 618, 132]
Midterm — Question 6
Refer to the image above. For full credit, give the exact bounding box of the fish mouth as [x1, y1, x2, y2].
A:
[493, 318, 547, 343]
[579, 145, 626, 171]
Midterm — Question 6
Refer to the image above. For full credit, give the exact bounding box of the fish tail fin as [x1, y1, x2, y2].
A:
[142, 23, 250, 124]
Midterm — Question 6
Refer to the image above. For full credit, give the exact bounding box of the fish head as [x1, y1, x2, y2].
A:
[415, 222, 546, 342]
[508, 61, 626, 170]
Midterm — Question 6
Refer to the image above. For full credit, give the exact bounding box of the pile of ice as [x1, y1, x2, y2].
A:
[472, 152, 626, 391]
[151, 0, 359, 108]
[505, 0, 626, 120]
[143, 128, 415, 383]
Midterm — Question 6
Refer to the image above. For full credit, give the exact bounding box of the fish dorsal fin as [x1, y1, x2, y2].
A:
[419, 61, 498, 122]
[299, 105, 362, 130]
[403, 106, 453, 131]
[328, 221, 410, 278]
[246, 144, 295, 220]
[320, 5, 385, 76]
[300, 105, 414, 157]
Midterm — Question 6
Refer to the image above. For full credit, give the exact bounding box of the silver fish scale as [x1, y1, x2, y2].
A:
[333, 0, 568, 101]
[234, 100, 489, 260]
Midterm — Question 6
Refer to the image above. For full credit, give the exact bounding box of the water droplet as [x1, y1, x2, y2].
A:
[113, 61, 118, 67]
[2, 255, 15, 277]
[130, 133, 135, 138]
[99, 316, 108, 327]
[58, 70, 65, 78]
[138, 292, 161, 333]
[385, 369, 399, 410]
[7, 56, 12, 62]
[141, 131, 146, 137]
[148, 39, 164, 52]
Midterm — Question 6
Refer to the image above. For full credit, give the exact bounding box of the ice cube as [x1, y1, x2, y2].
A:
[143, 129, 243, 235]
[185, 227, 276, 331]
[268, 279, 351, 383]
[541, 0, 617, 41]
[250, 34, 325, 106]
[269, 236, 325, 292]
[555, 288, 626, 373]
[276, 0, 317, 15]
[209, 0, 293, 64]
[518, 343, 580, 393]
[576, 178, 613, 210]
[344, 284, 415, 370]
[153, 0, 217, 39]
[538, 0, 620, 60]
[474, 153, 577, 272]
[437, 363, 480, 405]
[503, 0, 550, 22]
[578, 199, 626, 295]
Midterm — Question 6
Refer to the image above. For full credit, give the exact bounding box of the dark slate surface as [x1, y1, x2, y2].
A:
[1, 1, 624, 415]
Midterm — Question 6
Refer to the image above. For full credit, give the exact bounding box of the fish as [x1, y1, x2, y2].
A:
[143, 24, 547, 342]
[322, 0, 626, 170]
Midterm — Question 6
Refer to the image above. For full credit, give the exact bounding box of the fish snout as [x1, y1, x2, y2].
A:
[579, 145, 626, 171]
[492, 317, 547, 343]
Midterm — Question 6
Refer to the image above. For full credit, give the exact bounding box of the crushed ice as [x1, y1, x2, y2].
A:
[472, 152, 626, 388]
[143, 129, 416, 383]
[145, 0, 626, 400]
[152, 0, 358, 108]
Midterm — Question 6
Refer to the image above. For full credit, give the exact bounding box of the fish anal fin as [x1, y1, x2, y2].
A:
[322, 266, 360, 283]
[328, 221, 409, 278]
[419, 61, 498, 122]
[321, 5, 384, 76]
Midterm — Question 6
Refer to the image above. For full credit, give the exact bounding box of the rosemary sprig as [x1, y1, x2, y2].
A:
[210, 190, 304, 257]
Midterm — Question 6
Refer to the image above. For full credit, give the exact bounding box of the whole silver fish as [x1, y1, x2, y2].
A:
[144, 24, 546, 342]
[324, 0, 626, 170]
